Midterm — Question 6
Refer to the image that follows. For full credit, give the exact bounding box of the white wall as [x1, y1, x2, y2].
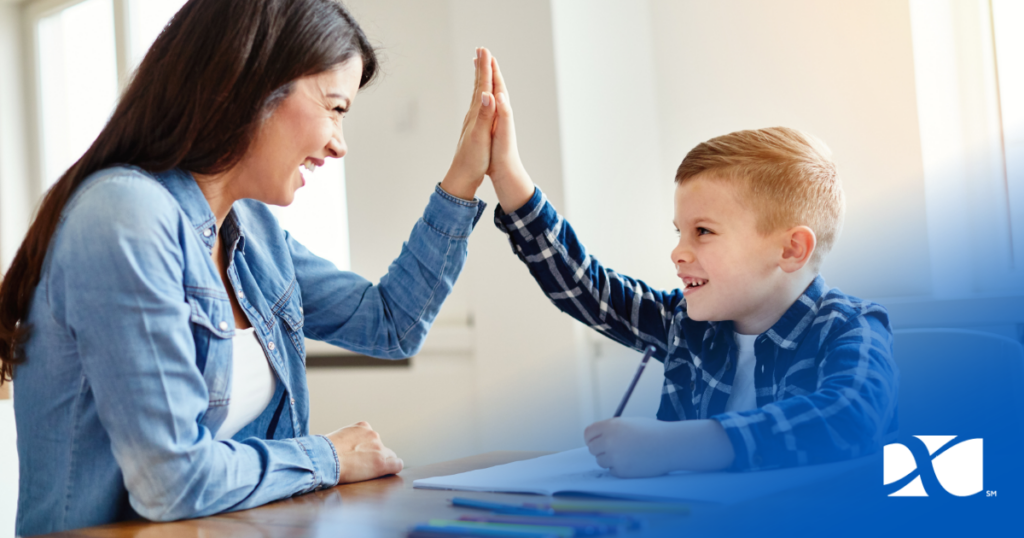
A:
[0, 1, 31, 274]
[0, 4, 24, 536]
[650, 0, 931, 301]
[0, 398, 15, 538]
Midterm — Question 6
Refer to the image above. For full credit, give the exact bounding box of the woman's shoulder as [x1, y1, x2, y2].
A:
[62, 165, 183, 230]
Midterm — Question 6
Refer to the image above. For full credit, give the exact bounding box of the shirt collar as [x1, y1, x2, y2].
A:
[763, 275, 828, 350]
[153, 168, 218, 250]
[152, 168, 247, 254]
[221, 208, 246, 256]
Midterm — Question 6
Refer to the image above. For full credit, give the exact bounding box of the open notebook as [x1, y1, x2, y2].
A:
[413, 447, 877, 505]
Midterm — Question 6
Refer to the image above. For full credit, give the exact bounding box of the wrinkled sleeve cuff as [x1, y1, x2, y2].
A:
[300, 435, 340, 489]
[423, 184, 486, 239]
[711, 412, 776, 472]
[493, 186, 556, 260]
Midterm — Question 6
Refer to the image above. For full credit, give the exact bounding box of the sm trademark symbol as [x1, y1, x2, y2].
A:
[986, 491, 997, 497]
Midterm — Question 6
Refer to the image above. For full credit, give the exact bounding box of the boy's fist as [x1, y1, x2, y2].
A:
[584, 417, 735, 477]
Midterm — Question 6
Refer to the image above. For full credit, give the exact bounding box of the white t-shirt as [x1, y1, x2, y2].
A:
[725, 332, 759, 412]
[215, 327, 277, 441]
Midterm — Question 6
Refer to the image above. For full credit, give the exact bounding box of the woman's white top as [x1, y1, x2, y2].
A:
[215, 327, 277, 440]
[724, 332, 759, 412]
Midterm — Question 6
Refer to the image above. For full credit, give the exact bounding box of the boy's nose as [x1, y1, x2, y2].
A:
[671, 245, 694, 266]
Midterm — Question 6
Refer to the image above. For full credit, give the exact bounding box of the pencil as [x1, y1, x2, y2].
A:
[613, 345, 656, 417]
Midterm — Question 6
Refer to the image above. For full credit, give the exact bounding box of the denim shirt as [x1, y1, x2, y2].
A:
[14, 166, 484, 536]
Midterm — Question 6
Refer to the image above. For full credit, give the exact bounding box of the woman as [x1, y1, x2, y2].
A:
[0, 0, 500, 534]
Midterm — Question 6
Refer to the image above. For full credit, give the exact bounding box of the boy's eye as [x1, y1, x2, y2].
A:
[697, 227, 712, 236]
[673, 228, 680, 237]
[333, 106, 347, 116]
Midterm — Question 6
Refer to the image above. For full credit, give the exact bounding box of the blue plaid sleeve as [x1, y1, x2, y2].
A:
[494, 187, 685, 356]
[712, 305, 898, 471]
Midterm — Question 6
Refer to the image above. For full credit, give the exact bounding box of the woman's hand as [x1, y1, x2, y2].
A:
[584, 418, 735, 477]
[486, 57, 536, 213]
[326, 421, 404, 483]
[440, 48, 498, 201]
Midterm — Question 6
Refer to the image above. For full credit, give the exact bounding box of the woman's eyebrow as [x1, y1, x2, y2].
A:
[325, 91, 351, 104]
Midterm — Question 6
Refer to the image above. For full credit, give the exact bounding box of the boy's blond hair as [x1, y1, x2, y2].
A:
[675, 127, 844, 268]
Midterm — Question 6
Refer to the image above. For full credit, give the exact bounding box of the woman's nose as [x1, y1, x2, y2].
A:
[327, 133, 347, 159]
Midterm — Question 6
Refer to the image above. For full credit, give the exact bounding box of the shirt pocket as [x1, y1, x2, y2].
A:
[271, 281, 305, 360]
[184, 288, 234, 408]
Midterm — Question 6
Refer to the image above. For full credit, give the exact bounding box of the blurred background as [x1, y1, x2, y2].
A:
[1, 0, 1022, 535]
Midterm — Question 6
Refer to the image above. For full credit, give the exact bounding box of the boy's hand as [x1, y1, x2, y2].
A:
[584, 418, 736, 477]
[485, 57, 536, 213]
[440, 48, 497, 201]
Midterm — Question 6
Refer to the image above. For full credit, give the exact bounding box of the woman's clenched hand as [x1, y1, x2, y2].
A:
[326, 421, 403, 483]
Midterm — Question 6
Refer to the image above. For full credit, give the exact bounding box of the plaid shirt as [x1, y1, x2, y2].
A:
[494, 187, 899, 472]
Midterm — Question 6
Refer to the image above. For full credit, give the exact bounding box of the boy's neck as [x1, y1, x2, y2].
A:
[733, 270, 818, 335]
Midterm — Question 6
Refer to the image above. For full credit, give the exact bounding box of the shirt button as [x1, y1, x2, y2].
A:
[290, 397, 296, 405]
[268, 341, 276, 351]
[218, 321, 228, 331]
[237, 291, 245, 299]
[690, 381, 696, 391]
[203, 228, 212, 237]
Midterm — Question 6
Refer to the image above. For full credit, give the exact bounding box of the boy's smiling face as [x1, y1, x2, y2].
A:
[671, 174, 795, 334]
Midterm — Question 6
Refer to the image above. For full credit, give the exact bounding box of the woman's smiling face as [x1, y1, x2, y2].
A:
[231, 57, 363, 206]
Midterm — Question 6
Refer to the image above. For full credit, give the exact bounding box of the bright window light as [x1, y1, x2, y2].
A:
[127, 0, 187, 71]
[37, 0, 118, 189]
[269, 160, 352, 272]
[992, 0, 1024, 265]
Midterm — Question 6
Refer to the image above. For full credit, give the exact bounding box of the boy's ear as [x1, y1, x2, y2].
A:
[779, 226, 816, 273]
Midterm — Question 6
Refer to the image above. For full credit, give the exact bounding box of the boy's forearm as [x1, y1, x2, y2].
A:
[664, 419, 736, 472]
[490, 167, 534, 213]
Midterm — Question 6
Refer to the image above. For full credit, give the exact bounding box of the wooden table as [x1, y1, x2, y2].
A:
[40, 450, 869, 538]
[43, 451, 618, 538]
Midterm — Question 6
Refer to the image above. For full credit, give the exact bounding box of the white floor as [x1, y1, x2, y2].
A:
[0, 399, 17, 538]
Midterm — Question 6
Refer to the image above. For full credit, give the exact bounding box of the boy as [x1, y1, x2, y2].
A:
[484, 64, 898, 477]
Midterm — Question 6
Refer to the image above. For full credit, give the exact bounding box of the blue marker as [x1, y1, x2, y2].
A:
[450, 497, 555, 516]
[408, 524, 559, 537]
[613, 345, 656, 417]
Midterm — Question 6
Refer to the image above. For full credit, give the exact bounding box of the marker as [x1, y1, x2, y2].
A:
[613, 345, 656, 417]
[450, 497, 555, 516]
[525, 499, 688, 514]
[458, 515, 620, 535]
[409, 523, 559, 537]
[428, 520, 574, 537]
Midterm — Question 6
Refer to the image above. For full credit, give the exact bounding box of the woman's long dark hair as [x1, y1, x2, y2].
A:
[0, 0, 378, 384]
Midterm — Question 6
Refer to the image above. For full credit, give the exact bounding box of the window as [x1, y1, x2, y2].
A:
[26, 0, 351, 271]
[909, 0, 1024, 298]
[35, 0, 118, 189]
[127, 0, 187, 71]
[991, 0, 1024, 270]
